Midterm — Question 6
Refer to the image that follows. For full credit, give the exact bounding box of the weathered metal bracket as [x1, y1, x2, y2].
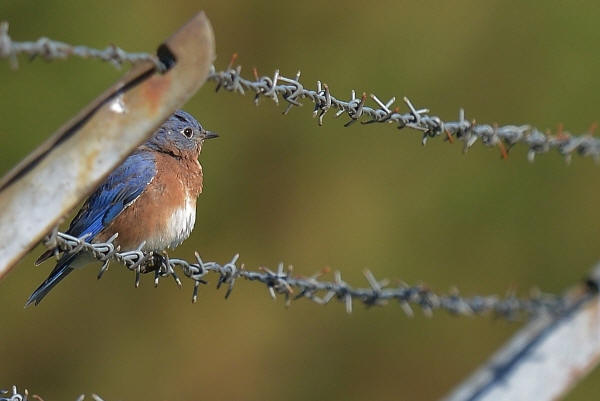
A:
[443, 264, 600, 401]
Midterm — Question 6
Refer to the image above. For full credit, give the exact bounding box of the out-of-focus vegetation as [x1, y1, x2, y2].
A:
[2, 1, 600, 400]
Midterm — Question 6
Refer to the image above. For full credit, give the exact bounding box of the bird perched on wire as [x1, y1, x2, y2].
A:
[26, 110, 218, 306]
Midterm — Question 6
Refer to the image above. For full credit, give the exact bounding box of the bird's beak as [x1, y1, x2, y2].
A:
[203, 130, 219, 140]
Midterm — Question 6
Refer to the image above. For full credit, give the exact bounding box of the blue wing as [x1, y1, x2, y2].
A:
[66, 150, 157, 239]
[27, 150, 156, 306]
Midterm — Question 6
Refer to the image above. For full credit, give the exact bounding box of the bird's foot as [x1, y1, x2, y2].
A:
[148, 251, 182, 288]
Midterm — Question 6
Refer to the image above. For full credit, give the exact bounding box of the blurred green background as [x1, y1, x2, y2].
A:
[2, 1, 600, 400]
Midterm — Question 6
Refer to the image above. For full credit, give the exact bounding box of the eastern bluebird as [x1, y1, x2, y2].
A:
[26, 110, 217, 306]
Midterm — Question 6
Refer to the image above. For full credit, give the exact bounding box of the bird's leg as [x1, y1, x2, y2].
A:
[137, 251, 165, 287]
[139, 252, 163, 274]
[161, 250, 183, 288]
[148, 252, 167, 287]
[146, 251, 182, 288]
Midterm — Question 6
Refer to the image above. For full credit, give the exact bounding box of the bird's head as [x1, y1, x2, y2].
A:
[143, 110, 218, 158]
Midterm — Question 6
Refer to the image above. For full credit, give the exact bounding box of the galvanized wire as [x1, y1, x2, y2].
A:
[2, 21, 600, 162]
[0, 22, 163, 70]
[0, 386, 27, 401]
[0, 385, 93, 401]
[39, 228, 568, 319]
[207, 64, 600, 163]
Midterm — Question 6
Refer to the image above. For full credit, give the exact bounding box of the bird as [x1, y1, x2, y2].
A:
[26, 110, 218, 306]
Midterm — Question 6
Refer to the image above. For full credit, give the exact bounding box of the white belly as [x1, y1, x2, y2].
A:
[145, 195, 197, 250]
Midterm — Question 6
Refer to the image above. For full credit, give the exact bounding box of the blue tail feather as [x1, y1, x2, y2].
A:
[25, 255, 76, 307]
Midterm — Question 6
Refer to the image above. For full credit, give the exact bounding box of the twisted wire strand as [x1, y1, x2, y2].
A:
[0, 22, 163, 70]
[39, 228, 567, 319]
[0, 385, 94, 401]
[2, 22, 599, 162]
[207, 64, 600, 163]
[0, 386, 27, 401]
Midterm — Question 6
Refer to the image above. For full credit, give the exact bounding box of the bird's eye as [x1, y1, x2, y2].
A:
[183, 128, 193, 138]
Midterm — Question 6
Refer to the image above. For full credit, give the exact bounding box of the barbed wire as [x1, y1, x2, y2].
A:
[2, 22, 600, 162]
[0, 386, 30, 401]
[0, 22, 163, 71]
[0, 22, 592, 317]
[0, 385, 99, 401]
[38, 228, 572, 319]
[207, 63, 600, 163]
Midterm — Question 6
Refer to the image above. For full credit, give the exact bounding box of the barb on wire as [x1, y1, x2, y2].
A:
[1, 385, 97, 401]
[0, 22, 164, 71]
[207, 64, 600, 163]
[3, 24, 599, 162]
[0, 386, 27, 401]
[0, 385, 47, 401]
[39, 229, 570, 320]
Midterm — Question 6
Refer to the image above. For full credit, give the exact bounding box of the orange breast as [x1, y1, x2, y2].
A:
[95, 153, 203, 251]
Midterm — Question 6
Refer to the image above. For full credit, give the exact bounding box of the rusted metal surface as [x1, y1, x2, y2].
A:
[442, 264, 600, 401]
[0, 12, 215, 278]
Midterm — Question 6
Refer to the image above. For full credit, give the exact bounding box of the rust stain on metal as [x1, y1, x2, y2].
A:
[74, 146, 101, 200]
[83, 148, 100, 180]
[142, 73, 172, 113]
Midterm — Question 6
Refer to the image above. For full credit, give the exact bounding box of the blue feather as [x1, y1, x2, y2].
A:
[26, 150, 156, 306]
[67, 151, 156, 239]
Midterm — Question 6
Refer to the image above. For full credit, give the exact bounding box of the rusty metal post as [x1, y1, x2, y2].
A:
[442, 263, 600, 401]
[0, 12, 215, 278]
